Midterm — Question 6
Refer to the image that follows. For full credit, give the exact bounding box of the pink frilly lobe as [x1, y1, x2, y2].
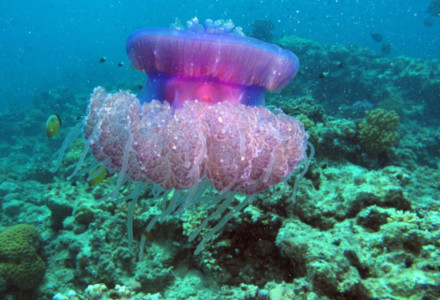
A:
[132, 97, 208, 190]
[84, 87, 147, 182]
[84, 87, 309, 195]
[203, 103, 307, 194]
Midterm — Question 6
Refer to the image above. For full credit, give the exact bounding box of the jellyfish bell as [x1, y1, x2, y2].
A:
[53, 18, 310, 256]
[127, 18, 299, 108]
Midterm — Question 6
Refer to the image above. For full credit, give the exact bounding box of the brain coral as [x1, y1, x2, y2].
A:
[0, 224, 46, 293]
[358, 108, 400, 154]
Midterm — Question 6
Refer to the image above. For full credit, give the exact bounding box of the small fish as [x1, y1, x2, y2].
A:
[117, 61, 124, 67]
[46, 114, 61, 138]
[338, 62, 344, 68]
[87, 165, 108, 186]
[318, 72, 329, 79]
[370, 32, 384, 42]
[99, 56, 107, 63]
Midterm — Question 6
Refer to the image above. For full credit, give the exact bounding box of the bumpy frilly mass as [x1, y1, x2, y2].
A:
[54, 18, 309, 255]
[85, 87, 308, 195]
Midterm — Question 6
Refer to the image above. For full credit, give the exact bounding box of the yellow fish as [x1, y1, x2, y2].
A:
[46, 114, 61, 138]
[87, 165, 108, 186]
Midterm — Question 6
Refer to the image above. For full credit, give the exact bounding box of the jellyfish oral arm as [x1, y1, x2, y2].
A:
[138, 73, 265, 108]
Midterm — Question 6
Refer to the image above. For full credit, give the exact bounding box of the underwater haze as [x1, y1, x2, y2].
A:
[1, 0, 439, 107]
[1, 0, 440, 299]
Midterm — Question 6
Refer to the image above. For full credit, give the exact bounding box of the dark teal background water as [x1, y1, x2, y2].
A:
[1, 0, 439, 108]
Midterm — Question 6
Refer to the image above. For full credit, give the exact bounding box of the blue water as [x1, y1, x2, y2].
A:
[0, 0, 439, 109]
[2, 1, 440, 299]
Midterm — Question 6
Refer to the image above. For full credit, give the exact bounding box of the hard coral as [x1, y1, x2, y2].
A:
[0, 224, 46, 293]
[358, 108, 400, 154]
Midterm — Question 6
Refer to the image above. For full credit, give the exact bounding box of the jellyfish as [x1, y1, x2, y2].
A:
[127, 18, 299, 109]
[54, 18, 310, 256]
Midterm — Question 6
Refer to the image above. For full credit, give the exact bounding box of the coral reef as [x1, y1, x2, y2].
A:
[358, 108, 400, 155]
[0, 224, 46, 294]
[278, 35, 440, 126]
[52, 283, 139, 300]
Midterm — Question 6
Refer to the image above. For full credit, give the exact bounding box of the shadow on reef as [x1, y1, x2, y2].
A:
[195, 206, 300, 286]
